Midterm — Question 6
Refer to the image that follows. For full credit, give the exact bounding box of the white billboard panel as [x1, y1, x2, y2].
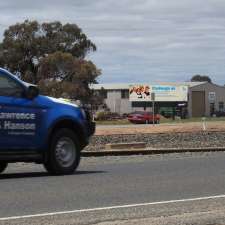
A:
[129, 84, 188, 102]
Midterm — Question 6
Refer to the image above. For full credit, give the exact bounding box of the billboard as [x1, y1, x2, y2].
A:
[129, 84, 188, 102]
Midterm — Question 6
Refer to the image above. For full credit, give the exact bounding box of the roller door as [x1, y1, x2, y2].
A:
[192, 91, 205, 117]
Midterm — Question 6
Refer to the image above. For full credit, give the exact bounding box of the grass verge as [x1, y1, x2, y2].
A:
[95, 117, 225, 125]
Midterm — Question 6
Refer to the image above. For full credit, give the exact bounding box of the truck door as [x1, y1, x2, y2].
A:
[0, 74, 42, 150]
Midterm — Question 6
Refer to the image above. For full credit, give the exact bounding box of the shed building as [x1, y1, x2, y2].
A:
[91, 82, 225, 118]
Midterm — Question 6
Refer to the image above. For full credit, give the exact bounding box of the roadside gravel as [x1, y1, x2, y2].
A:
[85, 131, 225, 151]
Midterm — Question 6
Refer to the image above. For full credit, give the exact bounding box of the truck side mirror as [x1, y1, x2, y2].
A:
[26, 85, 39, 100]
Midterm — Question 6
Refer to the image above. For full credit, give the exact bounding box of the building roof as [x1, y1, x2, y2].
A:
[91, 82, 207, 90]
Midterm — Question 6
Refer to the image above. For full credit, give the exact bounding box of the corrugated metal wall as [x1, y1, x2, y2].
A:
[191, 91, 205, 117]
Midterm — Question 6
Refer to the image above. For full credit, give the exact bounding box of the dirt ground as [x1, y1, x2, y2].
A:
[95, 121, 225, 135]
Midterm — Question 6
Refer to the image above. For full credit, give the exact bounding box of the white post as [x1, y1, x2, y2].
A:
[202, 117, 206, 131]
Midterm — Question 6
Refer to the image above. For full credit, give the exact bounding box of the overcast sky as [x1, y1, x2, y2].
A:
[0, 0, 225, 84]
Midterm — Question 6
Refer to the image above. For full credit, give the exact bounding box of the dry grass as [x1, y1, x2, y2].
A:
[95, 120, 225, 135]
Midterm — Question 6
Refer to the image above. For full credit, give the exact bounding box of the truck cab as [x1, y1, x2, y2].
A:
[0, 68, 95, 174]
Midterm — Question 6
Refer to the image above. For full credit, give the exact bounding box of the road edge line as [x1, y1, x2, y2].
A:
[1, 194, 225, 221]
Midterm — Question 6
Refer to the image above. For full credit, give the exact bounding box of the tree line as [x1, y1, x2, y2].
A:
[0, 20, 102, 104]
[191, 74, 211, 83]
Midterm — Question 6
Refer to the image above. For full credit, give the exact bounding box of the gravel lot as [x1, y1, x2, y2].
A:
[85, 131, 225, 151]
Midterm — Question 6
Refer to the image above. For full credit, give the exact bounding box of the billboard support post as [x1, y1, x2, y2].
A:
[151, 93, 155, 126]
[153, 101, 155, 126]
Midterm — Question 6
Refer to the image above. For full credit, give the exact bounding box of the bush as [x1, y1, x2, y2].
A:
[94, 112, 122, 121]
[94, 111, 110, 121]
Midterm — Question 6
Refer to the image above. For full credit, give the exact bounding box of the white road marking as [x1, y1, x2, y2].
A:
[1, 194, 225, 221]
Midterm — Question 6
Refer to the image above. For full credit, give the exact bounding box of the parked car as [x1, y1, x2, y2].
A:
[215, 110, 225, 117]
[127, 111, 160, 124]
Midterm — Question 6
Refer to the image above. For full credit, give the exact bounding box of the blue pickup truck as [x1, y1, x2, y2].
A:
[0, 68, 95, 175]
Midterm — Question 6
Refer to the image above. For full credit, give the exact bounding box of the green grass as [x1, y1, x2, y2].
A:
[161, 117, 225, 124]
[95, 117, 225, 125]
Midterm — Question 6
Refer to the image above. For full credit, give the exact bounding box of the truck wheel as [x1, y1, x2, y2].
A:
[44, 129, 81, 175]
[0, 162, 8, 174]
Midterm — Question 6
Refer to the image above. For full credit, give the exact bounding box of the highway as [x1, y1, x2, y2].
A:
[1, 152, 225, 224]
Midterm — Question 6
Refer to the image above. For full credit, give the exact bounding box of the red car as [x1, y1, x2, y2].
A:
[127, 111, 160, 124]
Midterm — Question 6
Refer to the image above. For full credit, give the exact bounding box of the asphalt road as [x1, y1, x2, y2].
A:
[1, 152, 225, 224]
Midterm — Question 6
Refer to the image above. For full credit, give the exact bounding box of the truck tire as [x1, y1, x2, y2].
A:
[44, 128, 81, 175]
[0, 162, 8, 174]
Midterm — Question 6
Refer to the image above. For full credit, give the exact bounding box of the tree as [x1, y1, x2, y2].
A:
[37, 51, 101, 103]
[0, 20, 96, 83]
[191, 74, 212, 83]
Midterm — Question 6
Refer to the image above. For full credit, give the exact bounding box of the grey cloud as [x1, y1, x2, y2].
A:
[0, 0, 225, 84]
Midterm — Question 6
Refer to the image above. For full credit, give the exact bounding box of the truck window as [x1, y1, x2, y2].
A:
[0, 74, 24, 98]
